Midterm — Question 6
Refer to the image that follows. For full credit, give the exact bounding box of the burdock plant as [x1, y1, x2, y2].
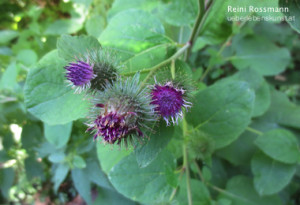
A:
[64, 48, 120, 93]
[150, 79, 192, 125]
[86, 73, 156, 146]
[64, 60, 96, 93]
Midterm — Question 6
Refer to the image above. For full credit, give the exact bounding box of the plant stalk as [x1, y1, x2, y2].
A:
[246, 127, 263, 135]
[194, 160, 205, 183]
[183, 144, 193, 205]
[185, 0, 206, 60]
[140, 42, 190, 87]
[182, 117, 193, 205]
[200, 20, 248, 82]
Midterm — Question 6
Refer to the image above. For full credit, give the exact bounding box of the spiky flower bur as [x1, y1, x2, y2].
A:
[87, 73, 156, 146]
[151, 81, 192, 125]
[64, 60, 96, 93]
[63, 47, 121, 93]
[88, 48, 120, 92]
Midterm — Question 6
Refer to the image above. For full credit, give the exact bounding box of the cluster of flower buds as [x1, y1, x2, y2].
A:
[63, 47, 192, 146]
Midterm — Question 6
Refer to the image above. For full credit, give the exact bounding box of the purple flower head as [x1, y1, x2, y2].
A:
[64, 60, 95, 93]
[151, 81, 192, 125]
[86, 73, 155, 146]
[88, 105, 142, 144]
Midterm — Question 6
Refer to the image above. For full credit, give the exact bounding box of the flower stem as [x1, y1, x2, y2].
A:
[199, 35, 232, 82]
[185, 0, 206, 60]
[123, 68, 153, 76]
[169, 187, 178, 202]
[246, 127, 263, 136]
[182, 117, 193, 205]
[200, 20, 248, 82]
[207, 183, 242, 200]
[183, 144, 193, 205]
[194, 164, 236, 199]
[140, 42, 190, 87]
[193, 160, 205, 183]
[169, 169, 184, 201]
[171, 60, 176, 80]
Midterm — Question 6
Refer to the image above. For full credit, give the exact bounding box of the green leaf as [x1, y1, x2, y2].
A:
[84, 158, 113, 190]
[261, 89, 300, 129]
[45, 19, 83, 35]
[164, 164, 178, 188]
[231, 35, 291, 76]
[57, 34, 101, 62]
[24, 50, 89, 125]
[76, 139, 94, 154]
[122, 43, 175, 74]
[100, 8, 175, 74]
[108, 0, 158, 19]
[135, 121, 174, 168]
[159, 0, 198, 26]
[253, 81, 270, 117]
[0, 46, 12, 56]
[99, 9, 170, 62]
[220, 175, 282, 205]
[72, 0, 93, 7]
[216, 128, 257, 166]
[166, 126, 184, 159]
[108, 151, 175, 204]
[85, 15, 105, 38]
[202, 167, 212, 182]
[44, 122, 72, 149]
[254, 129, 300, 164]
[16, 49, 38, 66]
[217, 198, 232, 205]
[25, 156, 44, 180]
[97, 143, 133, 174]
[0, 168, 15, 199]
[188, 129, 215, 160]
[176, 177, 211, 205]
[222, 68, 270, 117]
[92, 187, 136, 205]
[254, 22, 295, 46]
[279, 0, 300, 33]
[198, 1, 232, 46]
[199, 0, 283, 48]
[210, 158, 228, 188]
[48, 152, 66, 163]
[251, 152, 296, 196]
[0, 101, 26, 124]
[36, 142, 57, 158]
[72, 155, 87, 169]
[52, 163, 69, 192]
[0, 61, 18, 90]
[186, 81, 255, 149]
[71, 168, 92, 204]
[21, 123, 43, 150]
[0, 30, 19, 45]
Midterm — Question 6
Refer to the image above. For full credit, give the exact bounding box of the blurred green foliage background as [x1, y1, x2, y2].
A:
[2, 0, 300, 204]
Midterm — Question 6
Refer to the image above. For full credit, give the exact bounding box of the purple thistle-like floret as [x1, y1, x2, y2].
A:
[87, 105, 143, 144]
[92, 111, 129, 143]
[64, 61, 95, 92]
[151, 82, 191, 125]
[87, 73, 155, 146]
